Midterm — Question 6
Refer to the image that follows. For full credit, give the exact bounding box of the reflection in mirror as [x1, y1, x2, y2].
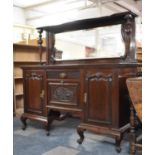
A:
[55, 24, 125, 60]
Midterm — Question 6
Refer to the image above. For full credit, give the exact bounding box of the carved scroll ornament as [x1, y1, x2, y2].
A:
[26, 72, 43, 80]
[86, 72, 113, 82]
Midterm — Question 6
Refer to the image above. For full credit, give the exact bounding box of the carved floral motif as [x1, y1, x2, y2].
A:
[53, 86, 74, 101]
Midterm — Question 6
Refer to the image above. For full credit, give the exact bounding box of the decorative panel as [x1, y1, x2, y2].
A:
[24, 70, 45, 115]
[85, 72, 113, 125]
[48, 82, 79, 107]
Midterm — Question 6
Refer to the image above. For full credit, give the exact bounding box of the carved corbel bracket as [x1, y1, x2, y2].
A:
[121, 14, 136, 62]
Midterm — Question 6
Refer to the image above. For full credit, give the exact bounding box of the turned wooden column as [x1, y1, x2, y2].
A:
[130, 104, 136, 155]
[37, 28, 43, 64]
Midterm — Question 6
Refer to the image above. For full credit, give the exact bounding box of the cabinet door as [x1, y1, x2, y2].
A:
[24, 70, 45, 116]
[84, 71, 116, 126]
[47, 81, 80, 108]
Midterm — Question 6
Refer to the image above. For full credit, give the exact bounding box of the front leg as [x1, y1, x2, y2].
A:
[45, 116, 53, 136]
[77, 126, 86, 144]
[20, 115, 27, 130]
[130, 142, 135, 155]
[115, 135, 122, 153]
[46, 109, 65, 136]
[130, 105, 136, 155]
[45, 110, 59, 136]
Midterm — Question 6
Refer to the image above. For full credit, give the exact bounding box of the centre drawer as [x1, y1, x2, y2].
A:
[46, 70, 80, 80]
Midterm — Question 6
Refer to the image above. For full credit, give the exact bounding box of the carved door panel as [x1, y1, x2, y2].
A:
[47, 82, 80, 108]
[84, 71, 116, 126]
[24, 70, 45, 115]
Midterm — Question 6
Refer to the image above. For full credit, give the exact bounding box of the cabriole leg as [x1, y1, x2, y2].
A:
[20, 115, 27, 130]
[115, 135, 122, 153]
[77, 126, 86, 144]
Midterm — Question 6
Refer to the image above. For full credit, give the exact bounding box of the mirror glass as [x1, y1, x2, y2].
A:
[55, 24, 125, 60]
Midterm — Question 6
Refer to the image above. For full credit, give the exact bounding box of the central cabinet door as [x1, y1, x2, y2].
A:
[46, 69, 81, 109]
[24, 70, 45, 116]
[84, 70, 116, 126]
[48, 82, 79, 108]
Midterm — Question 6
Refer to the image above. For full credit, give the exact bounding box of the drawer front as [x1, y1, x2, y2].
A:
[47, 70, 80, 79]
[47, 82, 80, 107]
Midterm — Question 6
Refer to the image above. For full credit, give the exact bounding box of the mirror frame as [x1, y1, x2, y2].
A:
[37, 11, 137, 65]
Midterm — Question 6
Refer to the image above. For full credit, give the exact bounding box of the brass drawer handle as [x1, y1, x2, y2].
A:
[84, 93, 87, 103]
[40, 90, 45, 99]
[59, 72, 67, 79]
[60, 80, 64, 84]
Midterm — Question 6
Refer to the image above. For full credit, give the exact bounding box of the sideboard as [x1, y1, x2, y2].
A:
[20, 11, 141, 152]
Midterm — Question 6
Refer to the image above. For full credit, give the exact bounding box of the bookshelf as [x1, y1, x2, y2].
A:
[13, 43, 46, 116]
[137, 47, 142, 63]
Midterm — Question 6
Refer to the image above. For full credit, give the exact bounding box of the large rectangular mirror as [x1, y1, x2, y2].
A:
[54, 24, 125, 60]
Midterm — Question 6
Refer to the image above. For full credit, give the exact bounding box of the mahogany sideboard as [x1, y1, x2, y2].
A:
[21, 63, 140, 151]
[20, 11, 141, 152]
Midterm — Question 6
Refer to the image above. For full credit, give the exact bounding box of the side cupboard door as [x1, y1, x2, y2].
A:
[24, 70, 46, 116]
[84, 70, 117, 127]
